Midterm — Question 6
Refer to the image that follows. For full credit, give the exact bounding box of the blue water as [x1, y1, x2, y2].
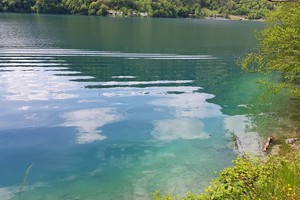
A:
[0, 14, 297, 200]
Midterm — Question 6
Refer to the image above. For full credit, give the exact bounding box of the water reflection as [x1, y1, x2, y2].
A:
[0, 48, 236, 199]
[152, 118, 210, 141]
[0, 65, 78, 101]
[0, 48, 217, 60]
[0, 14, 285, 200]
[0, 48, 99, 56]
[94, 80, 193, 87]
[61, 108, 121, 144]
[224, 115, 261, 155]
[101, 86, 198, 97]
[150, 92, 222, 118]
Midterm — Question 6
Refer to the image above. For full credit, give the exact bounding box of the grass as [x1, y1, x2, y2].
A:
[18, 164, 33, 200]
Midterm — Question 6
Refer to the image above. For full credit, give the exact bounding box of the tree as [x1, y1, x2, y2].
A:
[32, 0, 43, 13]
[242, 3, 300, 97]
[80, 3, 88, 14]
[88, 0, 101, 15]
[96, 4, 109, 16]
[0, 0, 274, 19]
[177, 6, 190, 18]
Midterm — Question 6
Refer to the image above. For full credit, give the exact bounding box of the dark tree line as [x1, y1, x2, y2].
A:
[0, 0, 274, 19]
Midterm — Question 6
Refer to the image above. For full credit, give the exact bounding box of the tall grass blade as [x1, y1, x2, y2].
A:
[18, 164, 33, 200]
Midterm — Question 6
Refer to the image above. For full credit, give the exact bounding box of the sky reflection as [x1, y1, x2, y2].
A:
[98, 85, 222, 142]
[149, 91, 222, 142]
[61, 108, 121, 144]
[152, 118, 210, 141]
[224, 115, 261, 155]
[0, 65, 78, 101]
[150, 93, 222, 118]
[0, 48, 217, 60]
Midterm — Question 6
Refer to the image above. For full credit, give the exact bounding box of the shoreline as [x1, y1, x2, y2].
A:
[0, 11, 264, 22]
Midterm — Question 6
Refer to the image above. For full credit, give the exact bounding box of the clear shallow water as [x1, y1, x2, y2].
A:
[0, 14, 298, 200]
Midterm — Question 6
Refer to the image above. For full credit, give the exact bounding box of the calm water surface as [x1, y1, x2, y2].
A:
[0, 13, 298, 200]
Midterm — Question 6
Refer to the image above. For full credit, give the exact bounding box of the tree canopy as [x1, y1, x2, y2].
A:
[0, 0, 274, 19]
[242, 2, 300, 97]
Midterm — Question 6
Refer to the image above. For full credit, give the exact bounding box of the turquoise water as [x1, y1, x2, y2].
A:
[0, 14, 298, 200]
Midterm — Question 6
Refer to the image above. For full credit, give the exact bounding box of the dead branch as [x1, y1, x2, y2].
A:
[263, 136, 274, 152]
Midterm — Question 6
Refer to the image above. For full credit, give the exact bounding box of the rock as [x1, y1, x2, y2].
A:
[286, 138, 300, 145]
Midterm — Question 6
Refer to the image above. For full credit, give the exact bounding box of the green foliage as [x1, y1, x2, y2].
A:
[242, 3, 300, 97]
[153, 152, 300, 200]
[201, 156, 263, 199]
[0, 0, 274, 19]
[152, 190, 175, 200]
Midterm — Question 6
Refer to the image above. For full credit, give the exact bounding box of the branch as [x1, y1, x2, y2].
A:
[263, 136, 274, 152]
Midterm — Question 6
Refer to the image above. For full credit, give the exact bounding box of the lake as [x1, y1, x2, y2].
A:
[0, 13, 298, 200]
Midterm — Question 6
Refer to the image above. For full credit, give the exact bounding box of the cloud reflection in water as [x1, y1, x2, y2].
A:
[150, 92, 222, 119]
[152, 118, 210, 141]
[224, 115, 261, 155]
[61, 108, 121, 144]
[1, 66, 79, 101]
[148, 91, 222, 141]
[100, 86, 222, 142]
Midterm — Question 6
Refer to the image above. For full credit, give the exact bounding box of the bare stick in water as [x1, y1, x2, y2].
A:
[263, 136, 273, 152]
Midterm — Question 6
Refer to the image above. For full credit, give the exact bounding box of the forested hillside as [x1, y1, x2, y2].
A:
[0, 0, 274, 19]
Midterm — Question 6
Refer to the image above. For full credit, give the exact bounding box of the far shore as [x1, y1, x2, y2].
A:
[0, 11, 265, 22]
